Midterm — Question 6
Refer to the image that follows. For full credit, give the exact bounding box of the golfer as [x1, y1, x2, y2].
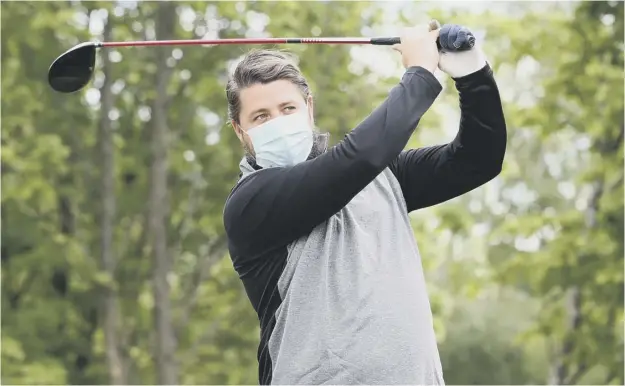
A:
[223, 23, 506, 385]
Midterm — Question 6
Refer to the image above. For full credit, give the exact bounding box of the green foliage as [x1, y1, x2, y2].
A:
[1, 1, 622, 385]
[439, 290, 549, 385]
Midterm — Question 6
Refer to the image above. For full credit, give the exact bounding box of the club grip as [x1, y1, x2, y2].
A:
[370, 37, 401, 45]
[371, 34, 475, 52]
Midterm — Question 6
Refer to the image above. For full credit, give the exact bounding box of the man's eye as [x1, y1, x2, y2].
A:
[254, 113, 268, 121]
[284, 106, 296, 111]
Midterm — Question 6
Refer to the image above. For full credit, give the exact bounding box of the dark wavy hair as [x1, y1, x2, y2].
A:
[226, 49, 312, 125]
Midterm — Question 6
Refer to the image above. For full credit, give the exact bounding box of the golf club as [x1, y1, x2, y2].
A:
[48, 32, 475, 93]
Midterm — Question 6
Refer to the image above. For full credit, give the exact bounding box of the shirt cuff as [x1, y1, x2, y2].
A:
[453, 63, 493, 83]
[405, 66, 443, 94]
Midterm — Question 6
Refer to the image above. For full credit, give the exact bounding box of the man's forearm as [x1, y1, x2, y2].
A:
[452, 63, 507, 174]
[388, 63, 506, 212]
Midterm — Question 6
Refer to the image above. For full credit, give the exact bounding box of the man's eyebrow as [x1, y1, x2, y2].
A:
[248, 101, 297, 118]
[249, 107, 269, 118]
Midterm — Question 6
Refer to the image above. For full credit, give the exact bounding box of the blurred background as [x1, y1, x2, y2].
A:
[1, 1, 623, 385]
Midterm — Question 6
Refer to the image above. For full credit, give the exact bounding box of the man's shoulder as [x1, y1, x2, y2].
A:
[225, 167, 280, 209]
[223, 167, 285, 238]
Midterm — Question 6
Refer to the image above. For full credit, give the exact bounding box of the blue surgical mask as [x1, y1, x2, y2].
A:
[246, 111, 314, 169]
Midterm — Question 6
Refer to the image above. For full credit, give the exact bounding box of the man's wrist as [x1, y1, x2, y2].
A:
[405, 66, 443, 94]
[452, 62, 491, 82]
[406, 65, 435, 75]
[406, 63, 435, 74]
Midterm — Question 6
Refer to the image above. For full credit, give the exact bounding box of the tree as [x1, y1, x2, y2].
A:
[97, 9, 127, 385]
[147, 2, 179, 384]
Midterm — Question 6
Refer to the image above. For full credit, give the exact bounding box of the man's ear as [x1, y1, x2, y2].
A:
[306, 95, 315, 124]
[232, 120, 244, 141]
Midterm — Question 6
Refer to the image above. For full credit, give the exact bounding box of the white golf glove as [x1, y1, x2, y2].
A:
[439, 45, 488, 78]
[434, 23, 488, 78]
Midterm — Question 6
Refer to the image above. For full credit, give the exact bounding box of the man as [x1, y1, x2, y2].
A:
[223, 22, 506, 385]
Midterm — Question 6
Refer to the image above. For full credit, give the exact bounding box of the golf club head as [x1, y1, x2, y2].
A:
[48, 42, 98, 93]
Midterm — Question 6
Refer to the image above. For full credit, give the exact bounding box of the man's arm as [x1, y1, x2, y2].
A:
[224, 66, 442, 259]
[389, 63, 507, 212]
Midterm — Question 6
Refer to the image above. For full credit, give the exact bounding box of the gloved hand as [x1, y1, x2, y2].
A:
[435, 23, 487, 79]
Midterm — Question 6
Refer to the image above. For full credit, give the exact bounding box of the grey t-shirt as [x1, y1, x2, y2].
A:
[224, 65, 506, 384]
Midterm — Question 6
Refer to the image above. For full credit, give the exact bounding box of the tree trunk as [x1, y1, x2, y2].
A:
[99, 15, 127, 386]
[149, 2, 178, 384]
[549, 181, 602, 385]
[550, 287, 583, 385]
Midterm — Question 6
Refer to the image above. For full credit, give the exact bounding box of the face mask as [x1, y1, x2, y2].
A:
[245, 111, 314, 169]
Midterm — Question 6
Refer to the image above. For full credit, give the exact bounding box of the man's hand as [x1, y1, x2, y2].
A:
[392, 24, 440, 74]
[437, 24, 487, 78]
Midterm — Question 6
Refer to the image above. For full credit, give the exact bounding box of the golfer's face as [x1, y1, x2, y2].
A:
[238, 80, 311, 131]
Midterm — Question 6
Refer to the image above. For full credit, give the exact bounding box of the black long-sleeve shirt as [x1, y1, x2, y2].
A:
[224, 64, 506, 385]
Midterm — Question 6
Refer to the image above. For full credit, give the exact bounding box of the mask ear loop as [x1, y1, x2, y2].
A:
[304, 97, 328, 161]
[237, 124, 262, 170]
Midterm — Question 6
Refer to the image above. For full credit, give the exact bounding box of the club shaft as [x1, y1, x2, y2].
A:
[99, 37, 399, 47]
